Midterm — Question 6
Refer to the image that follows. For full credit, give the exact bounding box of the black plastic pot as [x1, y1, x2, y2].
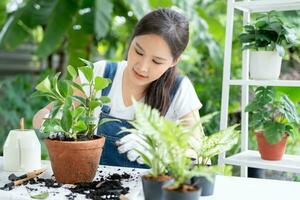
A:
[248, 167, 264, 178]
[163, 186, 201, 200]
[191, 174, 215, 196]
[142, 175, 172, 200]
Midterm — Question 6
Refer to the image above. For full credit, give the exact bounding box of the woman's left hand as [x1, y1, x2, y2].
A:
[116, 133, 147, 164]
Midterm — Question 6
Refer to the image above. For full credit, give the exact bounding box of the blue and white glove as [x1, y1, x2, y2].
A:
[116, 133, 149, 164]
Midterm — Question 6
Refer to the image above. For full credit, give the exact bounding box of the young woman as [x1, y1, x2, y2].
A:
[33, 8, 202, 168]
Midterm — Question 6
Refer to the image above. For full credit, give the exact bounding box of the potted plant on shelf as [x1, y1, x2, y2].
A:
[33, 58, 111, 183]
[123, 101, 172, 200]
[245, 86, 300, 160]
[239, 11, 298, 80]
[188, 114, 239, 196]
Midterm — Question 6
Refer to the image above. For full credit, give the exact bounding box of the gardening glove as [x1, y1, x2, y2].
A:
[116, 133, 149, 164]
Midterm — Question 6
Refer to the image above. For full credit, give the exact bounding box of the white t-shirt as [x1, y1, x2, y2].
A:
[79, 60, 202, 122]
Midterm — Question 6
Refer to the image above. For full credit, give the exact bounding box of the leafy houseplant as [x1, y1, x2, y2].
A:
[245, 86, 300, 160]
[126, 102, 204, 200]
[189, 115, 239, 196]
[34, 58, 111, 183]
[160, 120, 205, 200]
[239, 11, 298, 80]
[123, 101, 172, 200]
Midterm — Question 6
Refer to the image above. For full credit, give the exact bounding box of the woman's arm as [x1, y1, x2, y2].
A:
[179, 109, 204, 138]
[32, 77, 84, 129]
[179, 109, 206, 160]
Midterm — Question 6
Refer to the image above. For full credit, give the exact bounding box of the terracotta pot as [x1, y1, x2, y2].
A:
[44, 136, 105, 184]
[256, 131, 288, 160]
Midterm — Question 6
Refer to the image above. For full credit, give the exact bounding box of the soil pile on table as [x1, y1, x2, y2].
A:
[4, 171, 134, 200]
[70, 172, 131, 200]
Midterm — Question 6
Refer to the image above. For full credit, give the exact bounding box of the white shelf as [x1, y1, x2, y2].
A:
[223, 150, 300, 174]
[220, 0, 300, 177]
[229, 80, 300, 87]
[234, 0, 300, 13]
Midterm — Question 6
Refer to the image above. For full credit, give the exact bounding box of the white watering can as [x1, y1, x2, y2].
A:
[3, 118, 41, 171]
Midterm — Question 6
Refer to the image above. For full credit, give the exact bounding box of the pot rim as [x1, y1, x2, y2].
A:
[44, 135, 105, 143]
[142, 174, 173, 182]
[255, 130, 289, 139]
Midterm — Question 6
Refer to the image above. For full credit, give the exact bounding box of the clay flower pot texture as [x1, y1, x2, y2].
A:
[142, 175, 173, 200]
[44, 136, 105, 184]
[256, 131, 288, 161]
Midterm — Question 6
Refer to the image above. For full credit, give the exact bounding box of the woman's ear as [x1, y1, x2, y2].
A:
[171, 56, 181, 67]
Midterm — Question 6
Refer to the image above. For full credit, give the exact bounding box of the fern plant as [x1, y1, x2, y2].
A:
[125, 101, 206, 188]
[245, 86, 300, 144]
[33, 58, 111, 140]
[123, 101, 168, 177]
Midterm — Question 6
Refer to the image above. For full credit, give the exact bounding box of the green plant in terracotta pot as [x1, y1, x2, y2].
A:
[189, 119, 239, 196]
[245, 86, 300, 160]
[122, 101, 172, 200]
[33, 58, 111, 183]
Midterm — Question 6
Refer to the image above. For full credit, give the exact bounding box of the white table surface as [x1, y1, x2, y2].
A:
[0, 157, 146, 200]
[0, 157, 300, 200]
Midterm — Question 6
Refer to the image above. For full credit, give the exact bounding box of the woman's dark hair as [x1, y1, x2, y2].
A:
[129, 8, 189, 116]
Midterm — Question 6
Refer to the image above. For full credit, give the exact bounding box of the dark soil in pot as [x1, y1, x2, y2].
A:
[142, 175, 173, 200]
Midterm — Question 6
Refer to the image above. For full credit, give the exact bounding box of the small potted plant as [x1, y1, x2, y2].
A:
[189, 114, 239, 196]
[33, 58, 111, 183]
[123, 101, 172, 200]
[245, 86, 300, 160]
[158, 119, 203, 200]
[239, 11, 298, 80]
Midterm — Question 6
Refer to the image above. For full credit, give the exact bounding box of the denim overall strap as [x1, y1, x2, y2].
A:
[168, 74, 184, 109]
[98, 61, 148, 168]
[100, 61, 117, 114]
[101, 61, 118, 97]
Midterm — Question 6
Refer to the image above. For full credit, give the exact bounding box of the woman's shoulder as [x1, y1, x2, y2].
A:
[166, 75, 202, 120]
[92, 59, 127, 77]
[176, 75, 193, 90]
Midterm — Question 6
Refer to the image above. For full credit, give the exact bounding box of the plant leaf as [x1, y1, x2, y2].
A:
[61, 102, 72, 132]
[95, 0, 113, 39]
[36, 77, 52, 93]
[67, 65, 78, 80]
[36, 0, 80, 58]
[73, 120, 87, 133]
[264, 121, 286, 144]
[30, 192, 49, 199]
[78, 66, 93, 82]
[94, 77, 110, 92]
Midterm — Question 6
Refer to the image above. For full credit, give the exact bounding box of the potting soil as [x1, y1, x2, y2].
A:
[0, 166, 144, 200]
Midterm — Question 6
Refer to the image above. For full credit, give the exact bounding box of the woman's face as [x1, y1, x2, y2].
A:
[126, 34, 178, 87]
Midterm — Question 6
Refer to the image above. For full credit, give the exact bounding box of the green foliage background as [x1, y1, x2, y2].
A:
[0, 0, 300, 167]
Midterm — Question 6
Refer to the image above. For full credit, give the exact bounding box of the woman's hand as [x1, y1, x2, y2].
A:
[32, 107, 50, 129]
[116, 133, 148, 164]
